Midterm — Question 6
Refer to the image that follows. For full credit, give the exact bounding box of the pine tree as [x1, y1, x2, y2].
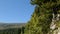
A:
[24, 0, 60, 34]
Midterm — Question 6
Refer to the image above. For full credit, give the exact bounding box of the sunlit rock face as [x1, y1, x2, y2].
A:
[58, 28, 60, 34]
[50, 23, 56, 30]
[50, 13, 56, 30]
[56, 14, 60, 21]
[49, 13, 60, 34]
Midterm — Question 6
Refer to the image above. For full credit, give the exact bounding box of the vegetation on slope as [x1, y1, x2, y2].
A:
[0, 23, 25, 34]
[24, 0, 60, 34]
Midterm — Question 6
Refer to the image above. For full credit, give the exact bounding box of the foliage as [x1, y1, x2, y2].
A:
[0, 28, 20, 34]
[24, 0, 60, 34]
[0, 27, 25, 34]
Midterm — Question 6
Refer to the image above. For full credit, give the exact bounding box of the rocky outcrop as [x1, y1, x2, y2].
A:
[49, 13, 60, 34]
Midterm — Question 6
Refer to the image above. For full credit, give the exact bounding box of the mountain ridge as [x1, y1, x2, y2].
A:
[0, 23, 26, 30]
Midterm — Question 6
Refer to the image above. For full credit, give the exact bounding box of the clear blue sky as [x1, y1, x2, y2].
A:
[0, 0, 34, 23]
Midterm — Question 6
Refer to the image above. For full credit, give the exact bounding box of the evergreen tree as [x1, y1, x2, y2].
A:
[25, 0, 60, 34]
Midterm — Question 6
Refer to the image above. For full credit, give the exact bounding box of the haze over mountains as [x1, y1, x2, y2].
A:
[0, 23, 26, 30]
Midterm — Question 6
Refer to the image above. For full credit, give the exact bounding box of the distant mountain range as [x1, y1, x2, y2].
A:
[0, 23, 26, 30]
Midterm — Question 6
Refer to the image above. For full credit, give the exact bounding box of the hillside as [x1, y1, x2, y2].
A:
[0, 23, 26, 30]
[0, 23, 26, 34]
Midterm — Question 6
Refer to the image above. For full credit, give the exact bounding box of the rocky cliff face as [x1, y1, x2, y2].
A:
[49, 13, 60, 34]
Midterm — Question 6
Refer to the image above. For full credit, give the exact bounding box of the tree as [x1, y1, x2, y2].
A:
[25, 0, 60, 34]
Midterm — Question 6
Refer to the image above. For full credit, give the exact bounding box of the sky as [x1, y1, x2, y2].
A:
[0, 0, 34, 23]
